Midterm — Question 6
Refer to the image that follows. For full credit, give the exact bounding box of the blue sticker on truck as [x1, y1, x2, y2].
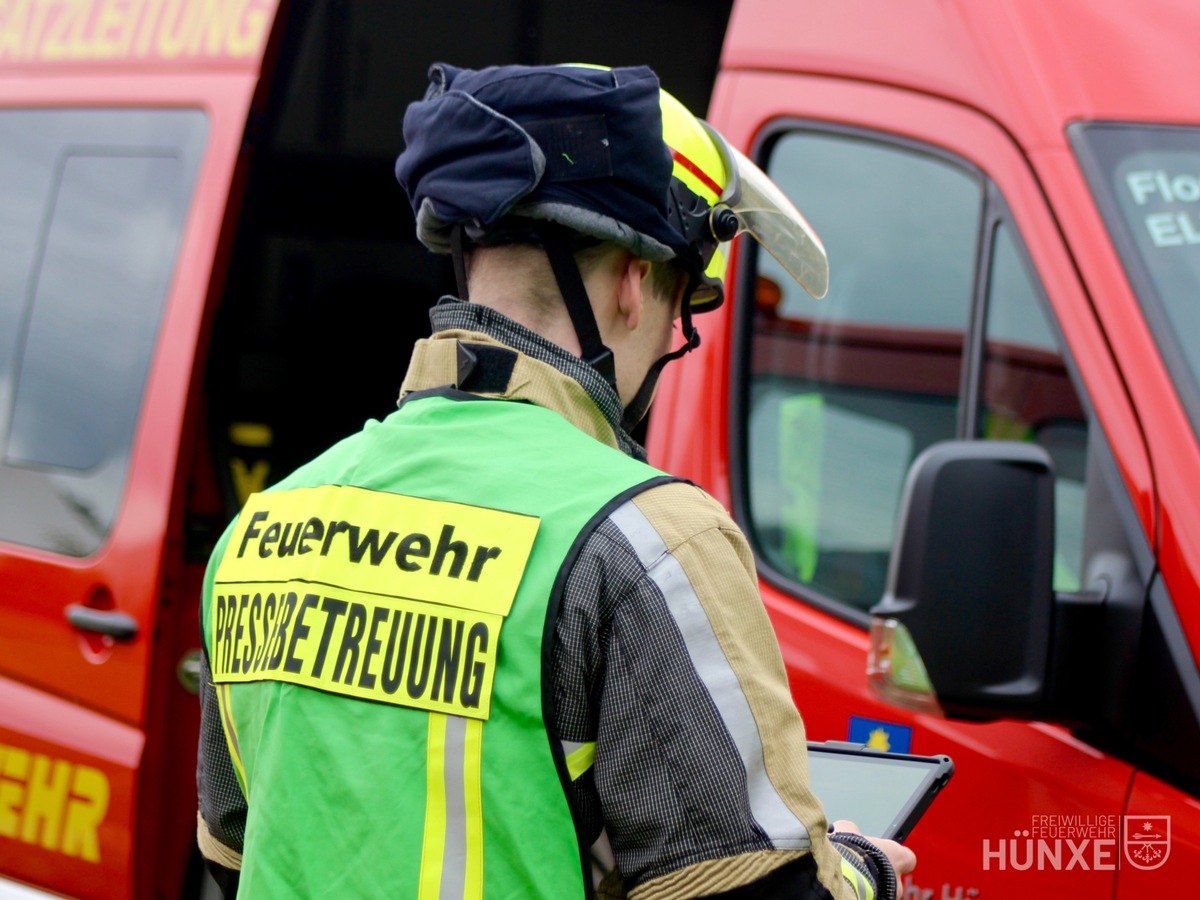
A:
[848, 716, 912, 753]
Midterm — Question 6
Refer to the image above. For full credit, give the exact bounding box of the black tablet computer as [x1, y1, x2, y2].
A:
[806, 741, 954, 842]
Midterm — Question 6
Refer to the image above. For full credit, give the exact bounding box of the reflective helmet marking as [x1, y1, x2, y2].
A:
[670, 148, 722, 201]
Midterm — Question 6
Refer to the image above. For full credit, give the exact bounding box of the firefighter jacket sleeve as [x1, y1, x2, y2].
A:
[551, 480, 891, 900]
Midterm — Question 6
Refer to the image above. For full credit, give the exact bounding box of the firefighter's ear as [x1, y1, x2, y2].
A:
[614, 254, 651, 331]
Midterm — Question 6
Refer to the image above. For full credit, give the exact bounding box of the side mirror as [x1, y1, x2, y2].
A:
[869, 441, 1056, 720]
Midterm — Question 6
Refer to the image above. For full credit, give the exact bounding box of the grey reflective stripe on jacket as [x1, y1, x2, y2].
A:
[607, 498, 810, 850]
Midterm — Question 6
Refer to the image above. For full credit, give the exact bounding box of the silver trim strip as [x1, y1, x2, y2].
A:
[440, 714, 468, 900]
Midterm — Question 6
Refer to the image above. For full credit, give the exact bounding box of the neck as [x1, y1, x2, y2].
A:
[466, 245, 585, 355]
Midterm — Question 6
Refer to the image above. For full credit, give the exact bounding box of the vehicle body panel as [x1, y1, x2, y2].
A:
[0, 675, 140, 896]
[0, 4, 275, 894]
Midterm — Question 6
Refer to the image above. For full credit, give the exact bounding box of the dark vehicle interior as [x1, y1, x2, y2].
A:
[200, 0, 733, 525]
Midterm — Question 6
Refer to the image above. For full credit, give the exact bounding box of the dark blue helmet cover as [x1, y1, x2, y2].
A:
[395, 63, 686, 262]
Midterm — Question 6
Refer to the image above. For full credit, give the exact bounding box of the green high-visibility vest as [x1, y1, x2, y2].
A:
[203, 392, 670, 898]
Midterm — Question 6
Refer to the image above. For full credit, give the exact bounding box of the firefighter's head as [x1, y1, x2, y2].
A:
[395, 62, 826, 425]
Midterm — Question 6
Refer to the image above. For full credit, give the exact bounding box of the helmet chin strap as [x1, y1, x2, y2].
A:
[620, 279, 701, 432]
[477, 220, 700, 435]
[536, 224, 618, 390]
[450, 224, 471, 301]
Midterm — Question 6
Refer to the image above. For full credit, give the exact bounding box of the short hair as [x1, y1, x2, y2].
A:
[465, 239, 684, 326]
[574, 241, 683, 305]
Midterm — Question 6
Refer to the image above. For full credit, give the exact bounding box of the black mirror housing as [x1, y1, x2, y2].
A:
[872, 441, 1056, 720]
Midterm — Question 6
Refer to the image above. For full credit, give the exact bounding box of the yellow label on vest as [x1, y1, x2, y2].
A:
[210, 585, 501, 719]
[210, 485, 539, 719]
[215, 486, 539, 616]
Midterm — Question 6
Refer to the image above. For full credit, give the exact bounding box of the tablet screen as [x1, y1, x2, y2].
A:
[807, 747, 949, 839]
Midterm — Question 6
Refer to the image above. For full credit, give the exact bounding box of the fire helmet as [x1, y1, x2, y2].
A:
[395, 62, 827, 313]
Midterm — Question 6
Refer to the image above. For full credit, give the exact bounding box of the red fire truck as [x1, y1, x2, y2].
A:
[2, 0, 1199, 897]
[650, 1, 1200, 896]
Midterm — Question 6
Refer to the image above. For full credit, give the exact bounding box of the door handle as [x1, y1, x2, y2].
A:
[65, 605, 139, 641]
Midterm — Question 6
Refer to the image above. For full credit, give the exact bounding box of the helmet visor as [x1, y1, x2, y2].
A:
[704, 124, 829, 300]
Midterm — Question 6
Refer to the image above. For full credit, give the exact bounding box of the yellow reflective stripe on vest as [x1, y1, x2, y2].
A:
[421, 714, 484, 900]
[562, 740, 596, 781]
[215, 682, 249, 799]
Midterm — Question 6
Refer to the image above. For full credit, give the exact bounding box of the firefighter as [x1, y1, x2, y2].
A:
[196, 62, 915, 899]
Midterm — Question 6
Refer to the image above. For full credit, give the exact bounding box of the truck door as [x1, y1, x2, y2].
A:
[651, 72, 1156, 896]
[0, 9, 278, 896]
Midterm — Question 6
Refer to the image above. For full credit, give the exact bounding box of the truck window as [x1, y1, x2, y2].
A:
[742, 130, 981, 613]
[1071, 123, 1200, 442]
[0, 110, 207, 556]
[740, 128, 1091, 615]
[980, 222, 1088, 591]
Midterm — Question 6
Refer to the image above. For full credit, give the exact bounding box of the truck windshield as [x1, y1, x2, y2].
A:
[1072, 123, 1200, 436]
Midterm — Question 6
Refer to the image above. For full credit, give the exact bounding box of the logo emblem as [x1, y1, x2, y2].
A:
[1123, 816, 1171, 870]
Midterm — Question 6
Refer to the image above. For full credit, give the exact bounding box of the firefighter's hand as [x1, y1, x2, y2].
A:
[832, 820, 917, 893]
